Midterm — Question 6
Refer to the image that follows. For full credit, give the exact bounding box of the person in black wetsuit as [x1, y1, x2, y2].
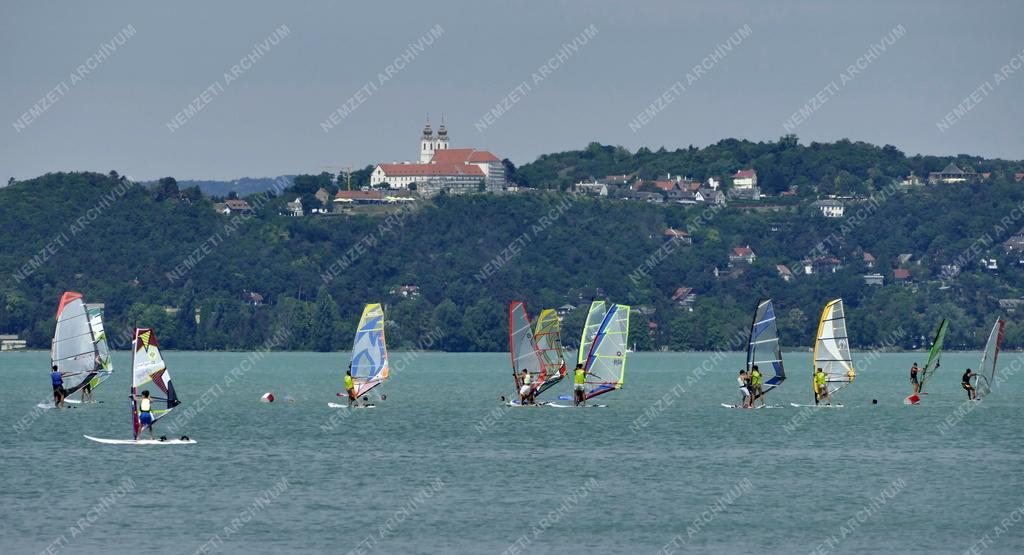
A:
[962, 368, 977, 400]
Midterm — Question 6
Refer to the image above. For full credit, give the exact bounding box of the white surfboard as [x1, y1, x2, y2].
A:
[721, 403, 782, 409]
[84, 435, 196, 445]
[547, 402, 607, 408]
[790, 403, 844, 408]
[327, 402, 376, 409]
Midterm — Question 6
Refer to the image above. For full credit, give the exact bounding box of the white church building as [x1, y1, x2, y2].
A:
[370, 119, 506, 194]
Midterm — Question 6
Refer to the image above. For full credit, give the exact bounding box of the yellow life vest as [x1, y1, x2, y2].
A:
[139, 398, 151, 412]
[344, 375, 354, 389]
[574, 368, 585, 385]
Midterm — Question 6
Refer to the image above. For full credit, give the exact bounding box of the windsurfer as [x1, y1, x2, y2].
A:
[910, 362, 920, 395]
[573, 363, 589, 406]
[50, 365, 66, 408]
[814, 367, 830, 405]
[750, 365, 765, 408]
[962, 368, 977, 400]
[344, 367, 357, 407]
[136, 390, 155, 440]
[519, 369, 534, 405]
[738, 370, 751, 408]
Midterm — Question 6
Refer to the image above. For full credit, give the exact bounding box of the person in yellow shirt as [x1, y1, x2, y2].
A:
[749, 365, 765, 408]
[573, 363, 593, 406]
[343, 366, 357, 407]
[814, 368, 830, 406]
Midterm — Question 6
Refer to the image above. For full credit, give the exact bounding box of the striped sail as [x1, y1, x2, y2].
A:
[973, 319, 1005, 398]
[533, 309, 566, 397]
[50, 292, 113, 396]
[577, 301, 607, 366]
[919, 319, 948, 392]
[747, 299, 785, 394]
[813, 299, 854, 396]
[509, 302, 546, 395]
[131, 328, 180, 439]
[350, 303, 389, 397]
[583, 303, 629, 399]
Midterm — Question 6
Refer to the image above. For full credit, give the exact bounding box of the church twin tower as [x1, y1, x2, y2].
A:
[419, 116, 450, 163]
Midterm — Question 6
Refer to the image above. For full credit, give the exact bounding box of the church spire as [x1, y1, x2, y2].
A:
[422, 114, 433, 140]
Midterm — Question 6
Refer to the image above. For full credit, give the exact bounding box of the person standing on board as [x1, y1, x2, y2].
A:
[737, 370, 751, 408]
[136, 390, 155, 440]
[50, 365, 66, 408]
[814, 367, 830, 405]
[909, 362, 921, 395]
[573, 363, 592, 406]
[343, 367, 357, 407]
[962, 368, 977, 400]
[518, 369, 533, 405]
[749, 365, 765, 408]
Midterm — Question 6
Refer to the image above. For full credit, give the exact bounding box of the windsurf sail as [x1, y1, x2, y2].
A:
[577, 301, 607, 367]
[973, 319, 1005, 398]
[131, 328, 180, 439]
[918, 319, 948, 393]
[533, 309, 566, 397]
[509, 302, 547, 395]
[51, 292, 113, 397]
[349, 303, 390, 397]
[582, 303, 629, 399]
[812, 299, 855, 396]
[747, 299, 785, 395]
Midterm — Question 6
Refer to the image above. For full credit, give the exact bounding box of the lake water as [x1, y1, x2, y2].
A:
[2, 350, 1023, 554]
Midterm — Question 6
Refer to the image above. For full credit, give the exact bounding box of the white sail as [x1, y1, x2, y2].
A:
[577, 301, 607, 366]
[582, 303, 629, 399]
[51, 292, 113, 396]
[813, 299, 855, 396]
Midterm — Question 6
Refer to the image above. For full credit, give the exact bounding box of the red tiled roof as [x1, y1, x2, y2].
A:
[733, 169, 756, 179]
[377, 163, 484, 177]
[733, 246, 754, 256]
[335, 190, 382, 200]
[671, 287, 693, 301]
[687, 182, 701, 192]
[225, 199, 251, 209]
[894, 268, 911, 279]
[430, 148, 500, 164]
[776, 264, 793, 276]
[652, 180, 677, 192]
[863, 252, 876, 262]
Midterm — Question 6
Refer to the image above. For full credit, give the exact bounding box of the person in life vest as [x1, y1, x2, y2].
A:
[962, 368, 977, 400]
[518, 369, 534, 405]
[573, 363, 593, 406]
[814, 367, 831, 405]
[50, 365, 67, 408]
[344, 366, 357, 407]
[749, 365, 765, 408]
[136, 390, 155, 440]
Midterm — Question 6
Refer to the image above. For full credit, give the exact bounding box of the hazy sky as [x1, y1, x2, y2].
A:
[2, 0, 1022, 181]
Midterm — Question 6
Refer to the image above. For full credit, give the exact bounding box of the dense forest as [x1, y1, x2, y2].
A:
[2, 137, 1024, 353]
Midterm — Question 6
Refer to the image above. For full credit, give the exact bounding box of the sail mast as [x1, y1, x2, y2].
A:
[812, 299, 855, 397]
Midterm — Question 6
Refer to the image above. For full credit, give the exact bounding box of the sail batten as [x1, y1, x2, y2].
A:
[349, 303, 390, 398]
[812, 299, 855, 396]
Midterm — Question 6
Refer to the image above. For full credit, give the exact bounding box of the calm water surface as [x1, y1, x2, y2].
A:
[1, 350, 1022, 554]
